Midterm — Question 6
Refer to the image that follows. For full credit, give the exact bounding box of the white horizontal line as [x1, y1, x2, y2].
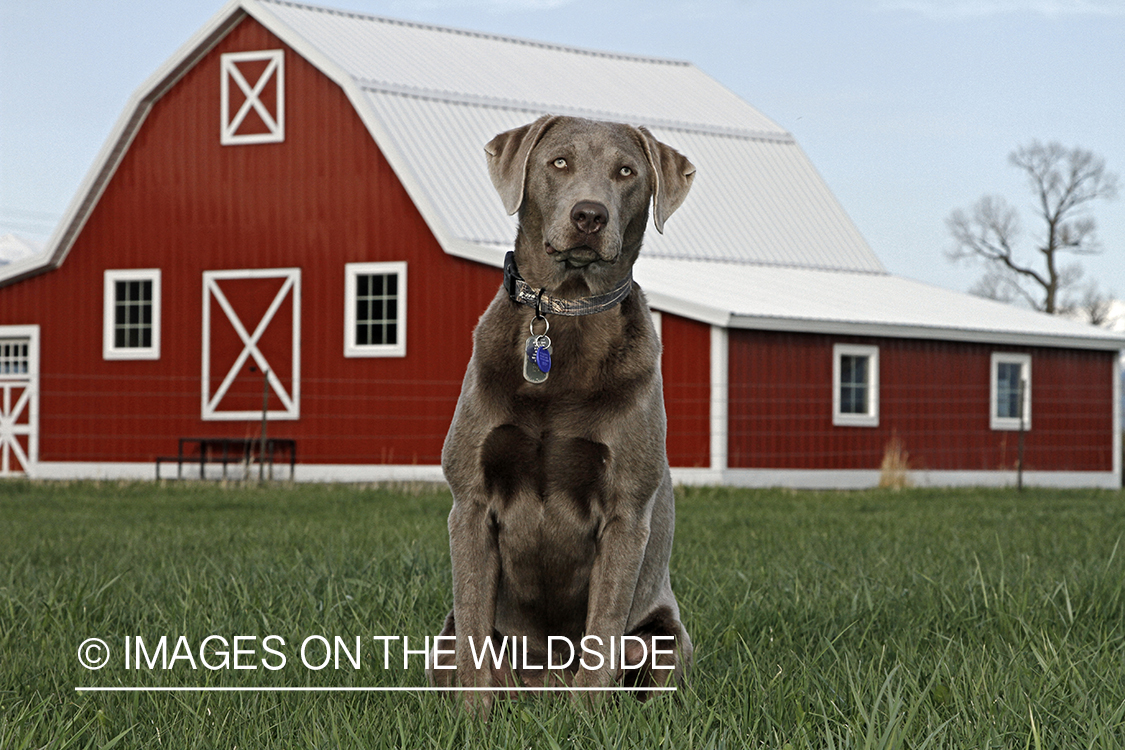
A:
[75, 686, 676, 693]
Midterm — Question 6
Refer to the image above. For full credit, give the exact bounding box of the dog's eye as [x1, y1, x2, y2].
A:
[619, 166, 633, 177]
[553, 158, 568, 170]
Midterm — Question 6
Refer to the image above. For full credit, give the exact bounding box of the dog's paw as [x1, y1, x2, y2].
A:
[573, 666, 613, 688]
[453, 668, 493, 717]
[459, 689, 494, 719]
[570, 666, 614, 709]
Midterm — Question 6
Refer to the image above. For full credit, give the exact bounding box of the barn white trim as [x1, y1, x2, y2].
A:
[833, 343, 880, 428]
[103, 268, 161, 361]
[201, 268, 301, 421]
[220, 48, 285, 145]
[0, 325, 38, 477]
[709, 326, 728, 472]
[343, 261, 407, 358]
[989, 352, 1032, 432]
[24, 461, 1121, 491]
[670, 467, 1122, 491]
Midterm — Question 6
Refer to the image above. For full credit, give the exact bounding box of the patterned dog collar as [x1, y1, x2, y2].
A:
[503, 251, 633, 317]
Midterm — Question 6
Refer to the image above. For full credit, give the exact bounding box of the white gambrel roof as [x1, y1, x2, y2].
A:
[260, 0, 881, 272]
[5, 0, 1122, 351]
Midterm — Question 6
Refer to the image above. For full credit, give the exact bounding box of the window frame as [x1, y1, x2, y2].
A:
[990, 352, 1032, 431]
[103, 269, 161, 361]
[832, 343, 879, 427]
[344, 262, 407, 358]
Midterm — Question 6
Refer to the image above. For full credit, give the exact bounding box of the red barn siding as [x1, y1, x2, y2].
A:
[0, 13, 1116, 481]
[727, 330, 1115, 472]
[0, 17, 498, 466]
[659, 313, 710, 467]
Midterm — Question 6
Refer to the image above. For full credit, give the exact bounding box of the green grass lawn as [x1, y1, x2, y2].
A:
[1, 480, 1123, 748]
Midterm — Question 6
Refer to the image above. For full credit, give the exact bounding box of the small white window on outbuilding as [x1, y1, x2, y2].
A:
[990, 352, 1031, 431]
[833, 343, 879, 427]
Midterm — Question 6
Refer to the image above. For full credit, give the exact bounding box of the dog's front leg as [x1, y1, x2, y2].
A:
[448, 496, 500, 716]
[574, 510, 650, 698]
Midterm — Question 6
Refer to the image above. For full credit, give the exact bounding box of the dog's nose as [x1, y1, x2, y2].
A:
[570, 201, 608, 235]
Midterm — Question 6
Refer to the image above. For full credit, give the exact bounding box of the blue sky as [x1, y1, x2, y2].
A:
[1, 0, 1122, 301]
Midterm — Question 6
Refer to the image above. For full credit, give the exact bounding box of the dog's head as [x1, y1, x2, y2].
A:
[486, 116, 694, 290]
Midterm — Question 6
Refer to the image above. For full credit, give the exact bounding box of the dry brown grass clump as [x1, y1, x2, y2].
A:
[879, 433, 912, 489]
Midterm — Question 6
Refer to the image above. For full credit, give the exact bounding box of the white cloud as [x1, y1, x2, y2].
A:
[875, 0, 1125, 18]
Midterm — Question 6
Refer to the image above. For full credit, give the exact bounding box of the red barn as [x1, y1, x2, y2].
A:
[1, 0, 1121, 487]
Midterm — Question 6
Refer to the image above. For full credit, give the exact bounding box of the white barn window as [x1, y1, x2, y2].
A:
[103, 269, 161, 360]
[0, 339, 29, 375]
[833, 343, 879, 427]
[344, 262, 407, 358]
[220, 50, 285, 145]
[991, 352, 1031, 431]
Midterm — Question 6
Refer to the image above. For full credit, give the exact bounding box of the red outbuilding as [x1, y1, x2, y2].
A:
[1, 0, 1121, 487]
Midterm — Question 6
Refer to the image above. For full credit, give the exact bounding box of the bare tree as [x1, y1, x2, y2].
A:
[946, 141, 1118, 314]
[1077, 282, 1116, 327]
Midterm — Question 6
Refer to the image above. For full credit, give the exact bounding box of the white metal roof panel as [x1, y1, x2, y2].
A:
[260, 0, 787, 138]
[634, 258, 1125, 350]
[362, 90, 885, 271]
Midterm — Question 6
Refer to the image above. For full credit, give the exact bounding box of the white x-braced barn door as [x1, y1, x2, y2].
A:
[202, 269, 300, 420]
[0, 326, 39, 476]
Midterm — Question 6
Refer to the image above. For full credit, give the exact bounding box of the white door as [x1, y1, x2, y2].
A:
[201, 268, 301, 421]
[0, 326, 39, 476]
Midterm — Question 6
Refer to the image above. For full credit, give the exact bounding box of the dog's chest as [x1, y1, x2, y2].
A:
[480, 424, 611, 515]
[495, 490, 598, 565]
[492, 489, 600, 619]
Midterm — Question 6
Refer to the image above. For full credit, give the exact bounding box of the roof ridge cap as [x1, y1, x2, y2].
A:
[641, 255, 889, 274]
[260, 0, 694, 67]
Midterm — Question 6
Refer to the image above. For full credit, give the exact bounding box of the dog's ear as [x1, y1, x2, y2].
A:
[485, 115, 560, 215]
[637, 127, 696, 234]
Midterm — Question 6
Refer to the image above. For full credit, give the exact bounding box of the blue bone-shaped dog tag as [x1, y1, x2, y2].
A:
[534, 341, 551, 373]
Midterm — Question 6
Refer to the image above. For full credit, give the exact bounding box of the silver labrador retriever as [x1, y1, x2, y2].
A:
[430, 115, 695, 712]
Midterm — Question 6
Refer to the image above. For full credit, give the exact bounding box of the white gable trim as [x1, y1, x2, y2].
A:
[0, 0, 482, 295]
[0, 1, 248, 289]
